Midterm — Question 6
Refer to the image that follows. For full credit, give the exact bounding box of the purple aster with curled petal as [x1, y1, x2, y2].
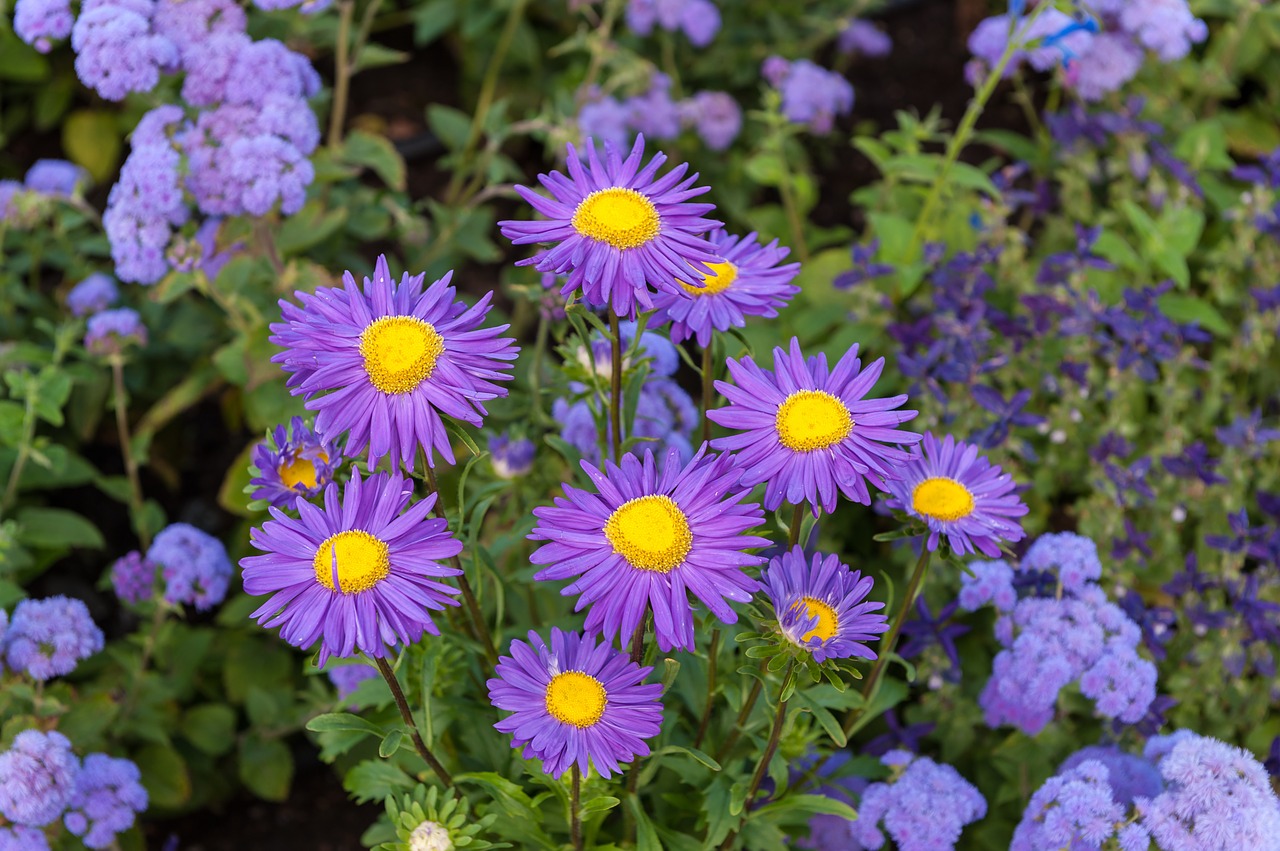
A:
[852, 751, 986, 851]
[147, 523, 233, 611]
[241, 470, 463, 666]
[487, 627, 663, 779]
[84, 308, 147, 357]
[1059, 745, 1163, 806]
[67, 274, 118, 318]
[110, 551, 159, 605]
[0, 729, 79, 828]
[71, 0, 178, 101]
[530, 446, 768, 653]
[883, 432, 1027, 558]
[1137, 733, 1280, 848]
[763, 546, 888, 663]
[250, 416, 342, 507]
[709, 338, 921, 515]
[651, 229, 800, 347]
[270, 254, 518, 471]
[498, 135, 720, 319]
[4, 596, 104, 681]
[14, 0, 73, 52]
[62, 754, 147, 849]
[1012, 760, 1125, 850]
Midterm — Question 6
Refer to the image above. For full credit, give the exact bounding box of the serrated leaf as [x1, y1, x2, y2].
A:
[344, 760, 413, 804]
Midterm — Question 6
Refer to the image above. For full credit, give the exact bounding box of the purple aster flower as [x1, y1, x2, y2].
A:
[84, 308, 148, 357]
[1021, 532, 1102, 595]
[24, 160, 86, 196]
[1069, 32, 1145, 101]
[838, 20, 892, 58]
[0, 730, 79, 827]
[242, 471, 462, 665]
[4, 596, 104, 681]
[529, 446, 768, 653]
[832, 240, 895, 290]
[328, 664, 380, 705]
[710, 338, 921, 515]
[651, 229, 801, 347]
[66, 274, 118, 317]
[1012, 760, 1124, 850]
[624, 74, 682, 141]
[146, 523, 233, 611]
[763, 546, 888, 663]
[62, 754, 147, 849]
[487, 627, 663, 779]
[71, 1, 178, 101]
[957, 559, 1017, 612]
[852, 752, 986, 850]
[489, 433, 536, 479]
[250, 417, 341, 508]
[498, 135, 720, 320]
[1059, 745, 1163, 806]
[270, 254, 518, 471]
[14, 0, 73, 52]
[110, 551, 159, 605]
[767, 59, 854, 134]
[1137, 733, 1280, 848]
[679, 90, 742, 151]
[883, 432, 1027, 558]
[0, 825, 50, 850]
[898, 596, 968, 675]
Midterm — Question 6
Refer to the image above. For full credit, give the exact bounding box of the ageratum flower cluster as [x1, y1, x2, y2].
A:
[11, 0, 324, 283]
[579, 74, 744, 152]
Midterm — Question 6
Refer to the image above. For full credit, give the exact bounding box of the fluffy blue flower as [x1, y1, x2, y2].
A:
[1059, 745, 1162, 806]
[146, 523, 233, 611]
[680, 91, 741, 151]
[62, 754, 147, 849]
[0, 730, 79, 827]
[1012, 760, 1124, 850]
[14, 0, 73, 52]
[110, 550, 159, 605]
[71, 0, 178, 101]
[85, 308, 148, 356]
[957, 559, 1016, 612]
[4, 596, 104, 681]
[838, 20, 892, 58]
[764, 58, 854, 134]
[24, 159, 86, 196]
[66, 274, 119, 317]
[0, 824, 51, 850]
[624, 74, 682, 141]
[852, 751, 986, 850]
[1020, 532, 1102, 595]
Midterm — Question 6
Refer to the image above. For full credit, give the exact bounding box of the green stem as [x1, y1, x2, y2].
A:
[692, 628, 720, 749]
[720, 661, 797, 849]
[327, 0, 355, 148]
[117, 601, 170, 726]
[904, 2, 1048, 262]
[700, 340, 715, 445]
[111, 356, 150, 549]
[570, 764, 584, 851]
[0, 386, 38, 519]
[608, 309, 623, 462]
[423, 466, 499, 667]
[628, 613, 648, 665]
[714, 668, 764, 762]
[375, 656, 456, 788]
[842, 545, 932, 735]
[769, 128, 811, 264]
[444, 0, 530, 205]
[787, 503, 805, 549]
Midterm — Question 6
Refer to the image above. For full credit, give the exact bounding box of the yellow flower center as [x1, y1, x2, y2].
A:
[313, 530, 391, 594]
[603, 494, 693, 573]
[911, 477, 976, 522]
[544, 671, 607, 728]
[279, 450, 328, 491]
[679, 261, 738, 296]
[792, 596, 840, 643]
[359, 316, 444, 395]
[775, 390, 853, 452]
[571, 187, 661, 250]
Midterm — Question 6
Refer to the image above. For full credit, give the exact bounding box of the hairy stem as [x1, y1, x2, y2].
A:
[571, 764, 584, 851]
[375, 657, 455, 788]
[609, 309, 623, 462]
[700, 341, 715, 445]
[692, 628, 720, 749]
[787, 503, 805, 549]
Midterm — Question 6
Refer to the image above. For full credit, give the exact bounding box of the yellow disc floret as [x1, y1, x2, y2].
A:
[792, 596, 840, 643]
[571, 187, 661, 250]
[279, 454, 318, 490]
[313, 529, 392, 594]
[545, 671, 607, 728]
[359, 316, 445, 395]
[911, 477, 976, 522]
[680, 261, 738, 296]
[603, 495, 693, 573]
[775, 390, 854, 452]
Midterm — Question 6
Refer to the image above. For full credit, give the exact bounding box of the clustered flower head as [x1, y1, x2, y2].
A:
[972, 533, 1157, 734]
[110, 550, 159, 605]
[147, 522, 233, 611]
[62, 754, 149, 849]
[250, 416, 342, 507]
[0, 730, 80, 827]
[850, 751, 987, 850]
[625, 0, 720, 47]
[2, 596, 104, 681]
[761, 57, 854, 134]
[66, 273, 119, 317]
[84, 308, 148, 356]
[837, 19, 892, 58]
[578, 76, 743, 152]
[1011, 759, 1125, 850]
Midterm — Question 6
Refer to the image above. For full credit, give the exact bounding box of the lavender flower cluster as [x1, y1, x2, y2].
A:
[579, 74, 742, 152]
[109, 522, 232, 610]
[967, 0, 1208, 101]
[0, 730, 147, 849]
[762, 56, 854, 135]
[0, 158, 86, 227]
[13, 0, 323, 284]
[1, 596, 103, 681]
[961, 532, 1157, 734]
[625, 0, 720, 47]
[849, 751, 987, 850]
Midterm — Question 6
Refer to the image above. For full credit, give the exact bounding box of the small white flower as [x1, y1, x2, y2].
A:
[410, 820, 453, 851]
[1171, 506, 1187, 523]
[1050, 429, 1067, 444]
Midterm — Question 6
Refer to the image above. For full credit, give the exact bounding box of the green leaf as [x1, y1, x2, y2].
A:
[579, 795, 621, 817]
[0, 30, 50, 81]
[754, 793, 859, 822]
[626, 795, 662, 851]
[13, 507, 104, 549]
[353, 42, 410, 72]
[238, 735, 293, 802]
[63, 110, 121, 184]
[344, 760, 414, 804]
[412, 0, 458, 45]
[0, 401, 26, 446]
[134, 744, 192, 809]
[379, 729, 405, 758]
[653, 745, 721, 771]
[743, 153, 786, 187]
[341, 130, 407, 191]
[794, 690, 847, 747]
[1156, 294, 1232, 337]
[305, 712, 384, 737]
[427, 104, 474, 152]
[181, 704, 236, 756]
